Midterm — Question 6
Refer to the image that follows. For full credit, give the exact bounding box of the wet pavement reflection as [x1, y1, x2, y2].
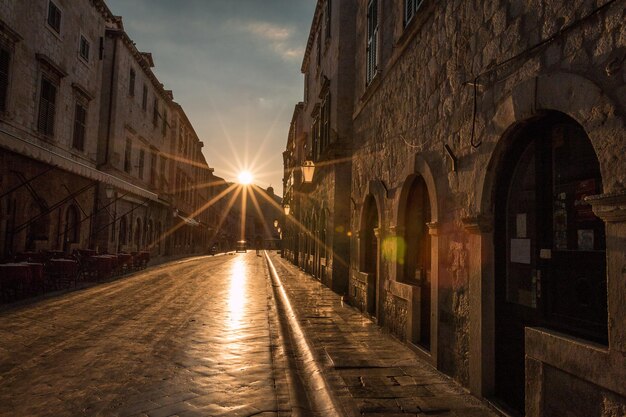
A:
[0, 253, 287, 417]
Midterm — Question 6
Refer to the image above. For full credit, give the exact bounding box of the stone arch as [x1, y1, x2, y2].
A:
[478, 72, 625, 217]
[468, 71, 624, 401]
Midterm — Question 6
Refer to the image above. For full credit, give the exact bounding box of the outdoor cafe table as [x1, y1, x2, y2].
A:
[0, 262, 31, 286]
[46, 258, 79, 288]
[89, 255, 118, 279]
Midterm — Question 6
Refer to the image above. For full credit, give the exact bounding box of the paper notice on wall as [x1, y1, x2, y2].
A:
[577, 229, 594, 251]
[510, 238, 531, 264]
[516, 213, 527, 238]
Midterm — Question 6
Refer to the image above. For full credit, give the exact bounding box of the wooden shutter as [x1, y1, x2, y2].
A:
[366, 0, 378, 84]
[72, 103, 86, 150]
[38, 78, 56, 136]
[0, 48, 9, 112]
[47, 1, 61, 33]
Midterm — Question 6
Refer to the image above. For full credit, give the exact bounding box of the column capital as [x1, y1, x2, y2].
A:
[586, 191, 626, 223]
[462, 215, 493, 234]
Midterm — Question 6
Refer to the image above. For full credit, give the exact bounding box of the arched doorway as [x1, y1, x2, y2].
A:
[118, 216, 127, 252]
[134, 218, 142, 249]
[63, 205, 80, 252]
[361, 195, 379, 317]
[403, 176, 431, 350]
[494, 112, 607, 413]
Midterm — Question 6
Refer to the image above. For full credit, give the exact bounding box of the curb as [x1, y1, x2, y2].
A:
[264, 251, 343, 417]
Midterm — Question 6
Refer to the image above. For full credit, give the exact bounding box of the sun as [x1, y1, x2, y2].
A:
[238, 171, 254, 185]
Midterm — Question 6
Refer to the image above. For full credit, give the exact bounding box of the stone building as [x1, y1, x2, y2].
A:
[350, 0, 626, 415]
[168, 103, 214, 256]
[1, 1, 220, 263]
[284, 0, 356, 294]
[0, 0, 113, 256]
[94, 17, 173, 258]
[287, 0, 626, 415]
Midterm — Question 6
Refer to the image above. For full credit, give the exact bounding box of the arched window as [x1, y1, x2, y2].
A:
[134, 217, 142, 248]
[63, 205, 80, 246]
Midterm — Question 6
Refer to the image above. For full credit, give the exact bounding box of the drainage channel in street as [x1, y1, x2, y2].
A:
[264, 250, 345, 417]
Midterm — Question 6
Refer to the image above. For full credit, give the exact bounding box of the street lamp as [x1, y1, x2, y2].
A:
[105, 185, 115, 199]
[302, 160, 315, 183]
[283, 204, 290, 216]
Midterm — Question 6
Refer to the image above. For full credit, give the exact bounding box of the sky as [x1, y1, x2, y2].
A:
[105, 0, 316, 196]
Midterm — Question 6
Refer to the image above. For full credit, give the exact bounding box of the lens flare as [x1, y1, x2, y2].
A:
[238, 171, 253, 185]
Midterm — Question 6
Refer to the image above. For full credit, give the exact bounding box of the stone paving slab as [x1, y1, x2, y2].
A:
[0, 253, 292, 417]
[269, 254, 500, 417]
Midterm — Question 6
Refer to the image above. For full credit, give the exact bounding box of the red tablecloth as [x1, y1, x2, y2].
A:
[0, 263, 33, 295]
[47, 258, 79, 275]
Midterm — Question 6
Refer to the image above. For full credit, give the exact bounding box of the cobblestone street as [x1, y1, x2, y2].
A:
[0, 254, 290, 417]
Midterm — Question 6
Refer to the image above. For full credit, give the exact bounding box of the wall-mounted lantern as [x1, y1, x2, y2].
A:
[283, 204, 290, 215]
[302, 160, 315, 183]
[105, 185, 115, 199]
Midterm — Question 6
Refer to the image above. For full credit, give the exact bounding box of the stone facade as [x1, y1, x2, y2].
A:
[283, 0, 356, 295]
[0, 1, 225, 263]
[288, 0, 626, 415]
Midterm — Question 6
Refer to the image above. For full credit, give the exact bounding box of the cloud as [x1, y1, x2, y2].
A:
[238, 20, 303, 62]
[245, 22, 292, 41]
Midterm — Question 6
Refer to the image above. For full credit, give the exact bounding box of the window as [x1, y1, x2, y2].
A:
[304, 73, 309, 103]
[124, 138, 132, 172]
[72, 102, 87, 150]
[37, 77, 57, 136]
[47, 1, 61, 33]
[325, 0, 332, 41]
[366, 0, 379, 85]
[129, 68, 135, 96]
[79, 35, 90, 61]
[150, 152, 157, 186]
[142, 84, 147, 110]
[404, 0, 424, 26]
[316, 29, 322, 67]
[311, 116, 320, 161]
[162, 109, 167, 136]
[152, 98, 158, 126]
[159, 155, 166, 191]
[320, 92, 330, 152]
[138, 149, 145, 180]
[0, 47, 10, 112]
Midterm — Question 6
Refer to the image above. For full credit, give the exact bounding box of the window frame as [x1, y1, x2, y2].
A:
[78, 34, 90, 62]
[138, 149, 145, 180]
[72, 100, 87, 151]
[0, 46, 10, 113]
[47, 0, 62, 34]
[404, 0, 424, 27]
[124, 138, 132, 173]
[142, 84, 147, 111]
[366, 0, 379, 85]
[37, 75, 57, 137]
[128, 68, 136, 96]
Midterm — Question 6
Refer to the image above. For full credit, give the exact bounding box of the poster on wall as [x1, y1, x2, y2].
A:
[574, 179, 597, 222]
[510, 238, 531, 264]
[577, 229, 594, 251]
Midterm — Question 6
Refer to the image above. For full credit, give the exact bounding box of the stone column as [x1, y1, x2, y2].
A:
[427, 221, 440, 367]
[587, 191, 626, 353]
[462, 215, 495, 398]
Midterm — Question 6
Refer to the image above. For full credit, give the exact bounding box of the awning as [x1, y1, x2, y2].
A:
[1, 127, 162, 203]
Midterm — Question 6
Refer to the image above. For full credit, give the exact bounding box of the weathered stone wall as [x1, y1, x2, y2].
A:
[1, 0, 107, 165]
[351, 0, 625, 390]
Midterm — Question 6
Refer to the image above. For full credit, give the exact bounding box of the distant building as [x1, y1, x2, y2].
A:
[283, 0, 356, 294]
[94, 17, 172, 257]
